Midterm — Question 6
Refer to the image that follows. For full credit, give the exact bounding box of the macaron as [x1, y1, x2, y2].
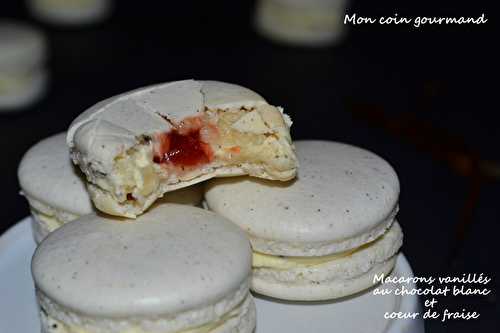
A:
[205, 140, 403, 301]
[18, 133, 93, 243]
[32, 204, 256, 333]
[254, 0, 347, 46]
[27, 0, 112, 26]
[67, 79, 297, 218]
[18, 132, 204, 243]
[0, 21, 48, 111]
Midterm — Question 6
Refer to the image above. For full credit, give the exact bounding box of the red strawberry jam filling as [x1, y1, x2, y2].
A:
[153, 116, 216, 169]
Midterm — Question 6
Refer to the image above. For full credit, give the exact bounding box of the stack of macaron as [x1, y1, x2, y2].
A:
[18, 79, 403, 333]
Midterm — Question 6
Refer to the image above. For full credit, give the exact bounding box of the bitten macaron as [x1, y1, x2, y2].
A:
[32, 204, 256, 333]
[18, 132, 204, 243]
[0, 21, 48, 111]
[67, 79, 297, 218]
[205, 140, 403, 301]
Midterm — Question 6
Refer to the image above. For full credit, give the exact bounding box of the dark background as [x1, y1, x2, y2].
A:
[0, 1, 495, 332]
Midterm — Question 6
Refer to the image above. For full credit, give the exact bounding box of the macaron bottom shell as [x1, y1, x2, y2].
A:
[252, 256, 397, 302]
[250, 222, 403, 301]
[38, 292, 257, 333]
[25, 194, 83, 244]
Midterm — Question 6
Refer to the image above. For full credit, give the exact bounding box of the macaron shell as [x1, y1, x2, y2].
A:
[201, 80, 268, 109]
[18, 132, 93, 216]
[66, 80, 266, 156]
[32, 204, 252, 318]
[205, 140, 400, 254]
[30, 213, 52, 244]
[0, 68, 48, 111]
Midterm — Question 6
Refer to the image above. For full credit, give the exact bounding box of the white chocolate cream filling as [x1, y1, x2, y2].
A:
[32, 0, 104, 9]
[252, 222, 403, 284]
[80, 105, 297, 218]
[26, 195, 81, 243]
[37, 281, 253, 333]
[253, 247, 356, 270]
[0, 71, 36, 94]
[31, 209, 75, 244]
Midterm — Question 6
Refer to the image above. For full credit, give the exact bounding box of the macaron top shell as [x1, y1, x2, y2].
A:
[66, 80, 268, 175]
[205, 140, 399, 255]
[32, 204, 252, 317]
[18, 132, 93, 216]
[0, 21, 47, 70]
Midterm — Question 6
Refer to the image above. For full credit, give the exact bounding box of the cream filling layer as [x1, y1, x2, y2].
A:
[27, 195, 81, 225]
[252, 222, 403, 284]
[31, 209, 66, 232]
[26, 193, 82, 242]
[253, 247, 356, 270]
[0, 72, 33, 93]
[39, 292, 253, 333]
[33, 0, 103, 9]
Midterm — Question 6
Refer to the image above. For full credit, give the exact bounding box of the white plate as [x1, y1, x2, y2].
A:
[0, 218, 424, 333]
